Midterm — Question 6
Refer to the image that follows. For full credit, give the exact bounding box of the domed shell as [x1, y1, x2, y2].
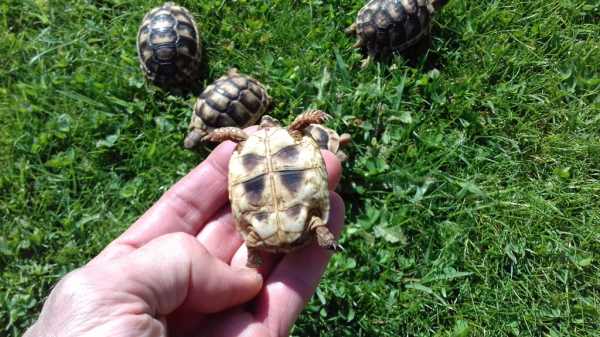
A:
[137, 2, 201, 88]
[347, 0, 448, 65]
[184, 69, 271, 149]
[228, 126, 329, 252]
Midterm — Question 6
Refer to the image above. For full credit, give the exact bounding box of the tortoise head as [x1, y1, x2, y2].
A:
[428, 0, 449, 12]
[259, 115, 281, 129]
[183, 128, 208, 149]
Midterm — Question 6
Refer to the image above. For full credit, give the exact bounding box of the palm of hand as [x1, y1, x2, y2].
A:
[24, 139, 344, 337]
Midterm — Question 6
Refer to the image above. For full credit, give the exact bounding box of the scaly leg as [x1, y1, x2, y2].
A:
[335, 133, 352, 161]
[360, 53, 375, 69]
[288, 110, 330, 133]
[309, 216, 343, 252]
[246, 246, 262, 268]
[352, 38, 365, 49]
[245, 230, 263, 268]
[336, 150, 348, 162]
[339, 133, 352, 146]
[344, 22, 357, 35]
[202, 127, 248, 143]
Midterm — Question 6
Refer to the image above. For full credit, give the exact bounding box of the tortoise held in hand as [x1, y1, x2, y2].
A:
[184, 68, 271, 149]
[137, 2, 201, 89]
[204, 110, 342, 267]
[346, 0, 449, 67]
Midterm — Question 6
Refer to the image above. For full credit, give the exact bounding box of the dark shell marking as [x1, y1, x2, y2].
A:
[278, 170, 305, 193]
[243, 175, 266, 204]
[137, 3, 201, 88]
[242, 153, 264, 171]
[311, 127, 330, 149]
[355, 0, 432, 58]
[228, 124, 331, 257]
[273, 145, 300, 162]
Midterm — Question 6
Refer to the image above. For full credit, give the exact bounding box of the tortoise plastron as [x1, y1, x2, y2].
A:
[205, 111, 340, 267]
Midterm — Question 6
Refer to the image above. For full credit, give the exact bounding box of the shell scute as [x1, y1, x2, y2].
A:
[349, 0, 444, 61]
[228, 125, 329, 252]
[137, 3, 201, 88]
[184, 70, 271, 149]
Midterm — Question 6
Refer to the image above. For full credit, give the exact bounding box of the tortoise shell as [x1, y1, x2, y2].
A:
[137, 2, 201, 89]
[347, 0, 448, 64]
[304, 124, 351, 162]
[184, 68, 271, 149]
[228, 119, 329, 253]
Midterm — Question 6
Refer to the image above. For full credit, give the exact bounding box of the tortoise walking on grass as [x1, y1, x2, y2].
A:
[204, 110, 342, 267]
[184, 68, 271, 150]
[346, 0, 449, 67]
[137, 2, 201, 89]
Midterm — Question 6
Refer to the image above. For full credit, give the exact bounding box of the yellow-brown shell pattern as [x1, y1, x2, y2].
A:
[137, 2, 201, 88]
[187, 70, 271, 140]
[228, 126, 329, 252]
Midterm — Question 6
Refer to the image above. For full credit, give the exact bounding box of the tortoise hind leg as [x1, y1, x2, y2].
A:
[337, 133, 352, 161]
[336, 150, 348, 162]
[246, 246, 262, 268]
[246, 230, 263, 268]
[309, 216, 343, 252]
[339, 133, 352, 146]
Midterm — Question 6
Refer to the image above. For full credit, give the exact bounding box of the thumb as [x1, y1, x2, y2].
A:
[110, 232, 262, 315]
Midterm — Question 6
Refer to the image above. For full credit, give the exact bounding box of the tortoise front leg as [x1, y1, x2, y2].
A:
[344, 22, 357, 35]
[288, 110, 330, 133]
[336, 150, 349, 162]
[360, 52, 375, 69]
[202, 127, 248, 143]
[309, 216, 343, 252]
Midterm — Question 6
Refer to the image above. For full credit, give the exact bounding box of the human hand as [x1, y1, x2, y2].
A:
[23, 137, 345, 337]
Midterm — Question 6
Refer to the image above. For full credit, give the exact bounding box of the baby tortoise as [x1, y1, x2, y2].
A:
[137, 2, 201, 89]
[184, 68, 271, 150]
[204, 110, 342, 267]
[346, 0, 449, 67]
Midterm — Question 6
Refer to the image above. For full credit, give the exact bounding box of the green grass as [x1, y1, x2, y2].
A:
[1, 0, 599, 336]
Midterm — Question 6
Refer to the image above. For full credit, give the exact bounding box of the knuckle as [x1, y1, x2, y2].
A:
[54, 268, 96, 296]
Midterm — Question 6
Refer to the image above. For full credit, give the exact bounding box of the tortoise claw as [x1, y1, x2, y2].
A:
[327, 242, 344, 252]
[352, 38, 365, 49]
